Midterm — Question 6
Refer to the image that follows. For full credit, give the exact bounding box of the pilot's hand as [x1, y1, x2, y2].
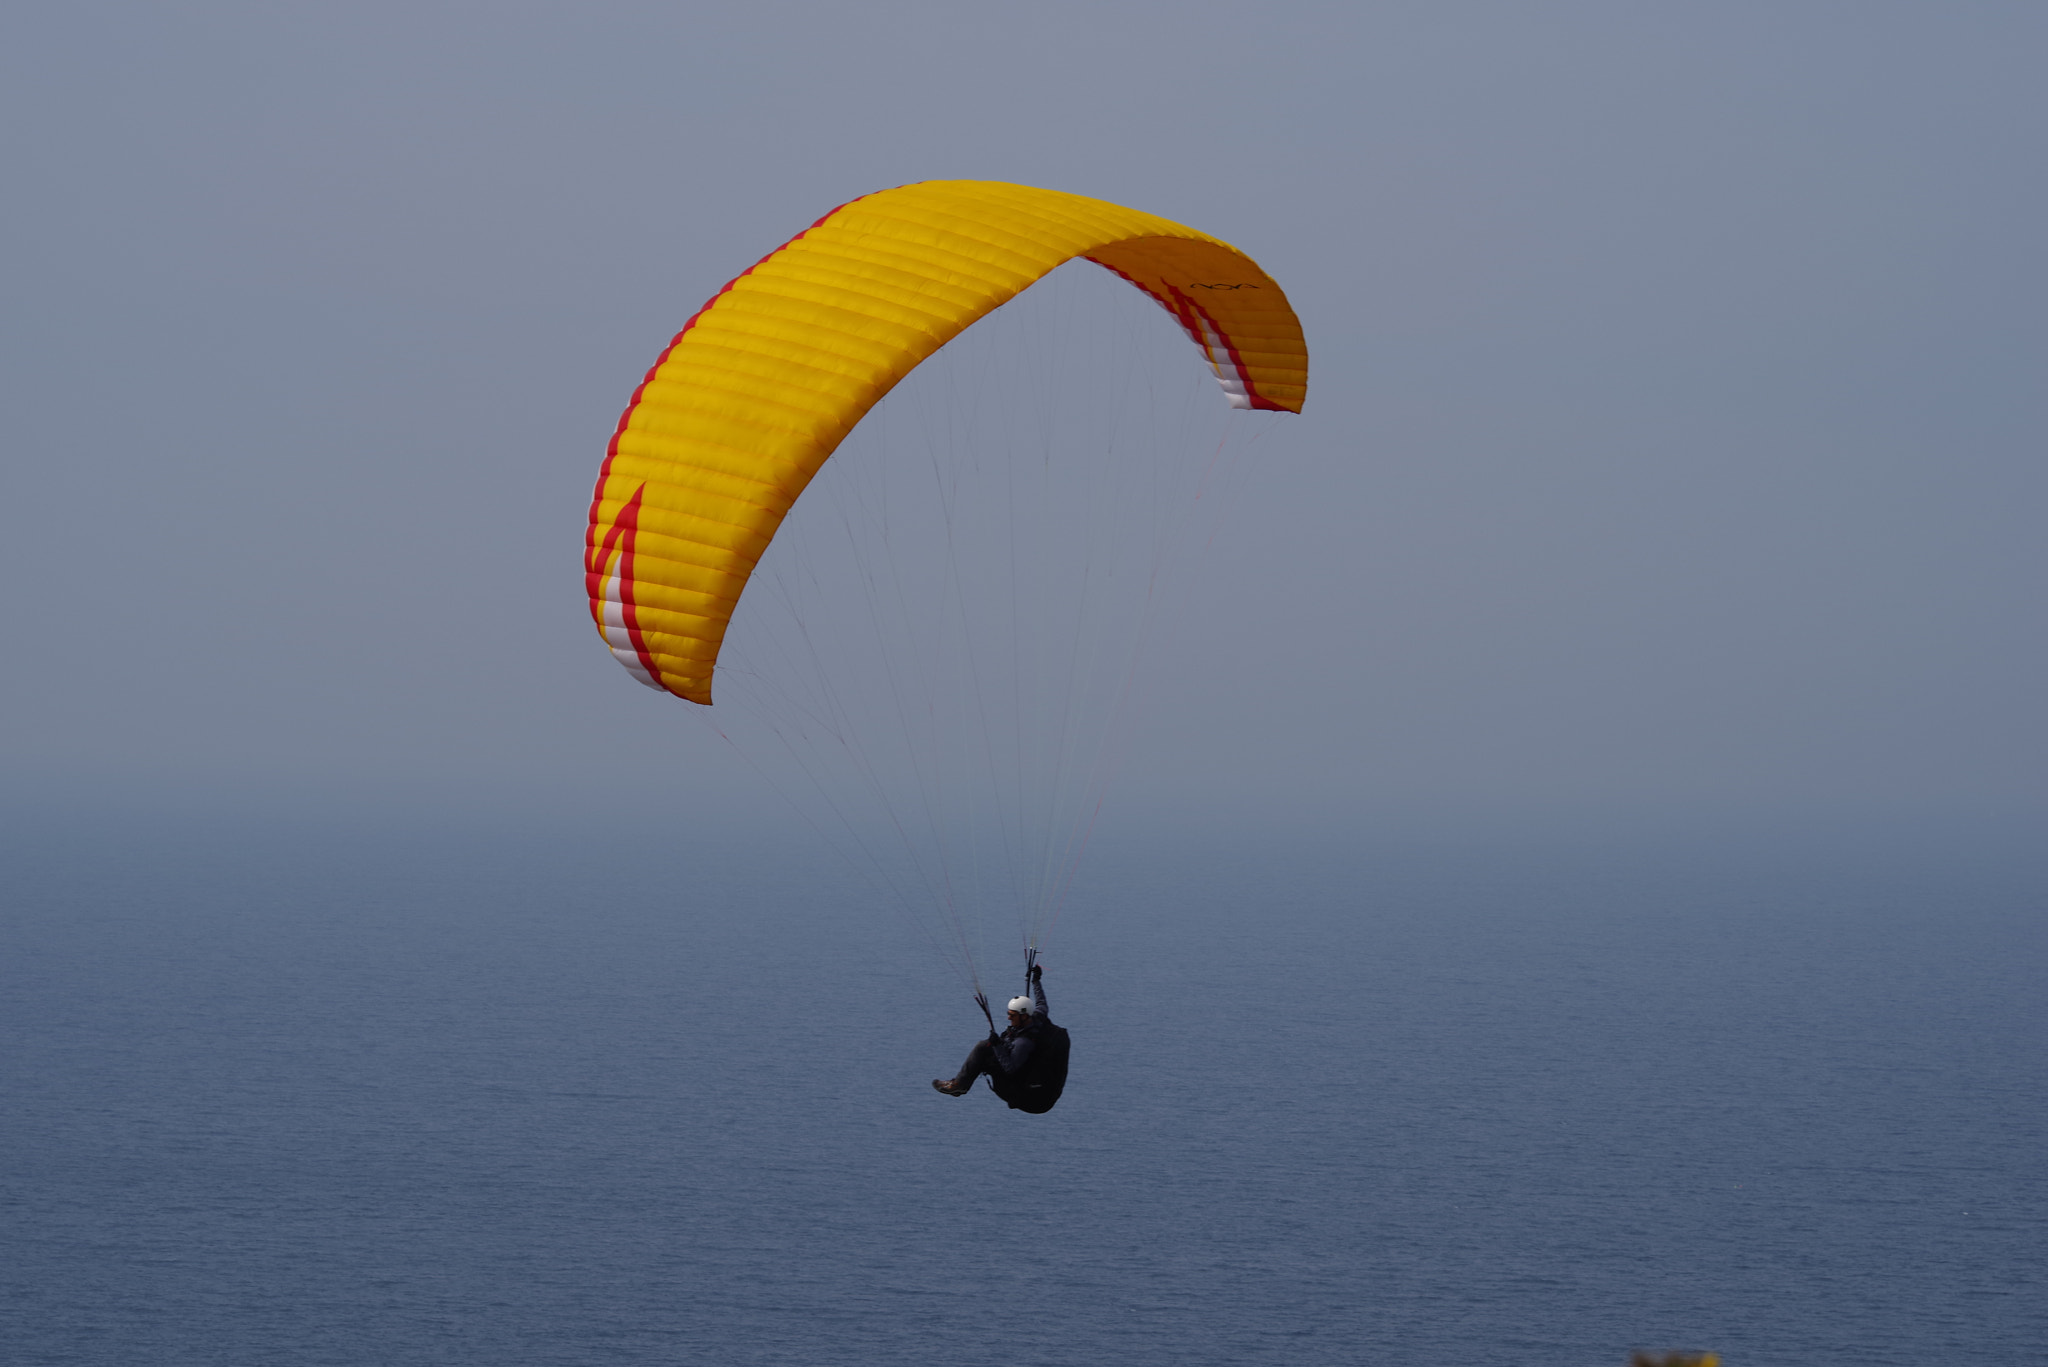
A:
[1028, 962, 1042, 982]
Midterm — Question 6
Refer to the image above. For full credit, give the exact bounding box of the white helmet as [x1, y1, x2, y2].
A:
[1006, 995, 1036, 1016]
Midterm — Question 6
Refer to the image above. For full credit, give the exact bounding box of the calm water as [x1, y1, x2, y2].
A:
[2, 814, 2042, 1366]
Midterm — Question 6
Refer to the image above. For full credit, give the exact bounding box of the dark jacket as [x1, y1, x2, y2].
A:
[987, 976, 1070, 1114]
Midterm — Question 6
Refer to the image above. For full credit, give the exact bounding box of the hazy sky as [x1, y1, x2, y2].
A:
[3, 2, 2042, 838]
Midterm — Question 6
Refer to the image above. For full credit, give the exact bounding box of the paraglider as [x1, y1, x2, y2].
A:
[933, 953, 1070, 1112]
[585, 181, 1307, 1108]
[586, 180, 1307, 703]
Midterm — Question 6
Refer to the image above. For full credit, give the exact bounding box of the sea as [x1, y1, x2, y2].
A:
[2, 809, 2042, 1366]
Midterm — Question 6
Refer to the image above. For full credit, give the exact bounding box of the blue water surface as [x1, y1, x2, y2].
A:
[2, 813, 2042, 1366]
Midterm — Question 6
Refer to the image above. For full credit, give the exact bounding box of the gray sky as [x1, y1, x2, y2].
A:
[3, 2, 2042, 840]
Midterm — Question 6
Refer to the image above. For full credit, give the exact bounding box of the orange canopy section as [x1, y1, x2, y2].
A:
[586, 180, 1309, 703]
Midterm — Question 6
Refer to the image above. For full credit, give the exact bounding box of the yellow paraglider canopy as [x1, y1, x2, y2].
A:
[585, 180, 1309, 703]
